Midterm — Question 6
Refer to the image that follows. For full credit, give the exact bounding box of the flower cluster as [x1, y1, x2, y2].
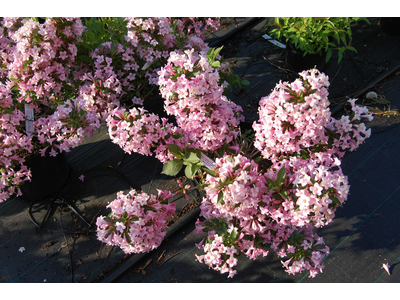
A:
[125, 17, 218, 84]
[195, 154, 269, 277]
[0, 17, 221, 204]
[76, 17, 219, 120]
[33, 97, 101, 157]
[3, 17, 84, 107]
[194, 153, 336, 278]
[2, 16, 373, 281]
[194, 69, 372, 278]
[76, 41, 136, 120]
[96, 189, 176, 254]
[158, 48, 244, 152]
[276, 225, 329, 278]
[106, 106, 188, 163]
[326, 98, 373, 153]
[0, 82, 32, 203]
[0, 18, 102, 203]
[252, 69, 372, 165]
[265, 157, 349, 229]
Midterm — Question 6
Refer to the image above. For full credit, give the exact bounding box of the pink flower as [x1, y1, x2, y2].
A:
[115, 222, 126, 233]
[176, 179, 191, 201]
[96, 189, 176, 254]
[226, 256, 238, 267]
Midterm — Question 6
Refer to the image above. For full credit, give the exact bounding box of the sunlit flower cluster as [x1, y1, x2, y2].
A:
[3, 17, 84, 107]
[0, 17, 219, 203]
[96, 189, 176, 254]
[106, 106, 188, 163]
[1, 16, 374, 281]
[125, 17, 218, 85]
[194, 69, 372, 278]
[34, 97, 101, 157]
[158, 48, 244, 152]
[194, 153, 341, 278]
[195, 154, 269, 277]
[77, 17, 220, 120]
[264, 156, 349, 228]
[276, 225, 329, 278]
[253, 69, 372, 165]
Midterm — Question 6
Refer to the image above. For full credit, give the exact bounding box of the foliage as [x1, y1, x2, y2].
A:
[267, 17, 370, 63]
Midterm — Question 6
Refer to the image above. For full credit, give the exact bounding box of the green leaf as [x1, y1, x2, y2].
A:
[338, 50, 344, 63]
[214, 46, 224, 57]
[161, 159, 183, 177]
[110, 41, 115, 56]
[220, 222, 228, 235]
[346, 45, 357, 52]
[277, 166, 286, 186]
[167, 144, 183, 159]
[230, 228, 238, 241]
[325, 49, 332, 63]
[211, 61, 220, 68]
[266, 177, 276, 188]
[184, 150, 200, 164]
[217, 190, 224, 204]
[204, 168, 218, 177]
[78, 55, 92, 63]
[330, 195, 343, 207]
[43, 39, 54, 44]
[184, 163, 200, 180]
[240, 80, 250, 85]
[281, 190, 290, 201]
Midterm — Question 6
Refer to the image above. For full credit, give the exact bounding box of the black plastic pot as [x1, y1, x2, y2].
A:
[286, 42, 326, 73]
[380, 17, 400, 36]
[19, 152, 70, 203]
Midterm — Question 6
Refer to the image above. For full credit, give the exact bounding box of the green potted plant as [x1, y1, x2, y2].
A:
[267, 17, 370, 71]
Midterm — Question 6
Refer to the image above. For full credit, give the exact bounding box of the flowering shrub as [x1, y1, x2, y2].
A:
[0, 17, 101, 203]
[77, 17, 220, 120]
[192, 69, 372, 278]
[97, 59, 373, 279]
[1, 16, 374, 280]
[0, 17, 219, 203]
[96, 189, 176, 254]
[193, 154, 333, 278]
[34, 97, 100, 156]
[194, 154, 270, 278]
[3, 17, 84, 106]
[106, 46, 245, 176]
[99, 66, 372, 279]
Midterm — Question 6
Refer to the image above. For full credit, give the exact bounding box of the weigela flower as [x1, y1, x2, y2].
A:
[158, 49, 244, 152]
[253, 69, 373, 166]
[278, 226, 329, 278]
[5, 18, 84, 106]
[195, 154, 270, 276]
[106, 106, 188, 163]
[96, 189, 176, 254]
[33, 97, 100, 157]
[253, 69, 332, 162]
[0, 82, 33, 203]
[0, 18, 99, 203]
[264, 157, 349, 228]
